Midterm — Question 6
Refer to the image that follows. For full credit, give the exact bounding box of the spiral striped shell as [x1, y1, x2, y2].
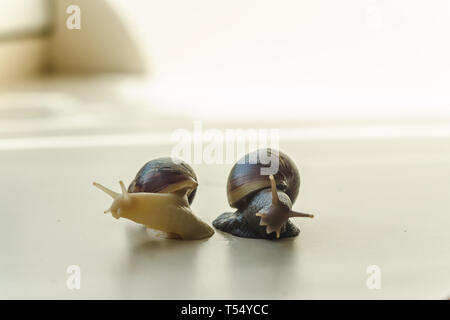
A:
[227, 149, 300, 208]
[128, 157, 198, 204]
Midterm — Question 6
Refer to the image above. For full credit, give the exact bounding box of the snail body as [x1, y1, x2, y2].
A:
[93, 158, 214, 240]
[213, 149, 313, 239]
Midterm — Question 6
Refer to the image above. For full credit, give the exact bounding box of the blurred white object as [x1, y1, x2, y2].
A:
[0, 0, 50, 36]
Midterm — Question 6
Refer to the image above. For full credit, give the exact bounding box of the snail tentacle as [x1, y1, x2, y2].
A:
[119, 180, 129, 201]
[289, 211, 314, 219]
[256, 212, 281, 237]
[255, 208, 285, 238]
[269, 175, 280, 205]
[256, 175, 314, 238]
[94, 181, 132, 219]
[93, 182, 119, 199]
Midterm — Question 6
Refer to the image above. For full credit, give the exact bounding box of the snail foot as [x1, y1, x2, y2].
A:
[212, 211, 299, 239]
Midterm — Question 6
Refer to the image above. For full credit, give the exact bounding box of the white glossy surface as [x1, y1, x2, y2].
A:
[0, 76, 449, 299]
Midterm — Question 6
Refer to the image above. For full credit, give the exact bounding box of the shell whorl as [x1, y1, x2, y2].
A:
[226, 149, 300, 209]
[128, 157, 198, 204]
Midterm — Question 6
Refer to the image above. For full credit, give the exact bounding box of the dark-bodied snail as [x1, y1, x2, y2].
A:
[93, 157, 214, 240]
[213, 149, 314, 239]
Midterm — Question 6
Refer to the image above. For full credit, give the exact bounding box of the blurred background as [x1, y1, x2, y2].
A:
[0, 0, 449, 299]
[2, 0, 450, 144]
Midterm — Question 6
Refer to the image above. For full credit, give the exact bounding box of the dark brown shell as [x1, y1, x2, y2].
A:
[227, 149, 300, 208]
[128, 157, 198, 204]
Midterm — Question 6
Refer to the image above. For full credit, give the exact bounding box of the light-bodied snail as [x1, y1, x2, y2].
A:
[213, 148, 314, 239]
[93, 158, 214, 240]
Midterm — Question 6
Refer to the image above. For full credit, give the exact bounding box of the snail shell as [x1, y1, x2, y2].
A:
[227, 148, 300, 209]
[213, 148, 313, 239]
[128, 157, 198, 204]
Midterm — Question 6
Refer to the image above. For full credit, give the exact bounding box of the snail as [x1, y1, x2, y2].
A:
[93, 157, 214, 240]
[212, 149, 314, 239]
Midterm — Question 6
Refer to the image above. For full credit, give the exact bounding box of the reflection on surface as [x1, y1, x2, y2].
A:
[221, 231, 301, 298]
[117, 225, 303, 299]
[117, 225, 206, 299]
